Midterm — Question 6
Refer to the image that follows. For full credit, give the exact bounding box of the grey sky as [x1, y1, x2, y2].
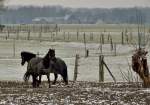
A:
[6, 0, 150, 8]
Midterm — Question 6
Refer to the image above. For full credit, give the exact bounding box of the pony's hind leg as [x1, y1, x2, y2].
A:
[32, 75, 37, 88]
[47, 74, 51, 88]
[62, 69, 68, 85]
[38, 75, 42, 84]
[36, 76, 41, 87]
[53, 73, 58, 84]
[63, 77, 68, 85]
[62, 74, 68, 85]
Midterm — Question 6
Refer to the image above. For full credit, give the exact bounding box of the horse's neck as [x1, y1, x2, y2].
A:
[26, 56, 36, 63]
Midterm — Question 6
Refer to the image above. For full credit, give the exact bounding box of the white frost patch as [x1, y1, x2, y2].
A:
[0, 100, 6, 104]
[140, 89, 150, 93]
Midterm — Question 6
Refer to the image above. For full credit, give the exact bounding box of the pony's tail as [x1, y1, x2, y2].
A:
[23, 71, 30, 82]
[63, 67, 68, 85]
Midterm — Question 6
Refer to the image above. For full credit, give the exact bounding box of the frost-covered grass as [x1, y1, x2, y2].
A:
[0, 39, 139, 82]
[0, 81, 149, 105]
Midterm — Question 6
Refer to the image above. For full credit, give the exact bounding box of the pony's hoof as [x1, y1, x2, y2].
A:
[65, 82, 68, 85]
[52, 82, 56, 85]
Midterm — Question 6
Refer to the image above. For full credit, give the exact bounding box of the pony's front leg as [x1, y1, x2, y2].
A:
[53, 73, 58, 84]
[38, 75, 42, 84]
[47, 74, 51, 88]
[32, 75, 37, 88]
[35, 75, 41, 87]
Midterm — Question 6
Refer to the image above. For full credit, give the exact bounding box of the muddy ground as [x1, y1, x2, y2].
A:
[0, 81, 150, 105]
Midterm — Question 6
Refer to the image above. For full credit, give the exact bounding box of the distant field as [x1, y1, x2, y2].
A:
[2, 24, 150, 32]
[0, 24, 149, 44]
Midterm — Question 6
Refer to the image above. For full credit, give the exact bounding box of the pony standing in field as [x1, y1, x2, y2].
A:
[39, 49, 68, 85]
[21, 49, 68, 88]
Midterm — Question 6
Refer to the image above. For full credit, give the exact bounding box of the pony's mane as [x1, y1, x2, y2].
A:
[21, 51, 36, 61]
[43, 49, 55, 68]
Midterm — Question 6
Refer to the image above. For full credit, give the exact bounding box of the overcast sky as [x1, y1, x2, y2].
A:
[6, 0, 150, 8]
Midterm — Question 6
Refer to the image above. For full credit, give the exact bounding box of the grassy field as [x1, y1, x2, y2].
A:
[0, 24, 150, 44]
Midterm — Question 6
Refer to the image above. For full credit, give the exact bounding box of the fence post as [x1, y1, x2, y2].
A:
[90, 32, 93, 41]
[77, 31, 79, 41]
[27, 30, 30, 40]
[68, 32, 70, 41]
[85, 49, 89, 57]
[16, 30, 19, 40]
[101, 33, 104, 44]
[121, 31, 124, 45]
[37, 52, 39, 57]
[99, 55, 104, 82]
[39, 31, 42, 42]
[83, 33, 87, 57]
[103, 60, 116, 82]
[107, 33, 111, 42]
[63, 32, 66, 40]
[130, 31, 133, 44]
[114, 43, 117, 56]
[7, 30, 9, 40]
[100, 44, 103, 54]
[13, 39, 15, 57]
[73, 54, 79, 81]
[110, 37, 113, 51]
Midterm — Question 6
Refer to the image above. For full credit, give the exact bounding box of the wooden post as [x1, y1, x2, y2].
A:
[77, 31, 79, 41]
[99, 55, 104, 82]
[114, 43, 117, 56]
[16, 30, 19, 40]
[101, 33, 104, 44]
[7, 30, 10, 38]
[7, 30, 9, 39]
[110, 37, 113, 51]
[85, 49, 89, 57]
[73, 54, 79, 81]
[126, 34, 129, 44]
[68, 32, 70, 41]
[83, 33, 87, 57]
[39, 31, 42, 42]
[103, 60, 116, 82]
[90, 32, 93, 41]
[121, 31, 124, 45]
[130, 31, 133, 44]
[100, 44, 103, 54]
[52, 33, 55, 42]
[107, 33, 111, 42]
[27, 30, 30, 40]
[37, 52, 39, 57]
[55, 24, 58, 37]
[63, 32, 66, 40]
[13, 39, 15, 57]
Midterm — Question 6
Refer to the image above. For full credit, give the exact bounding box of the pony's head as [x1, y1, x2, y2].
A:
[21, 51, 36, 65]
[48, 49, 55, 58]
[43, 49, 55, 68]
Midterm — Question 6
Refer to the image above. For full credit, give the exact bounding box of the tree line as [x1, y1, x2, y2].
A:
[0, 6, 150, 24]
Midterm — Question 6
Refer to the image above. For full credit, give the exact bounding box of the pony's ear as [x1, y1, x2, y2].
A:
[53, 49, 55, 53]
